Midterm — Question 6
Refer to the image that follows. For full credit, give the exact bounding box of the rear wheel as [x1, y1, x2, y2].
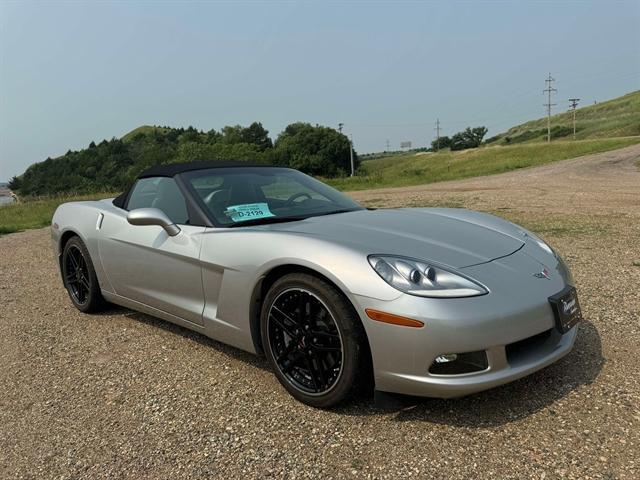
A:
[260, 273, 370, 408]
[62, 236, 105, 313]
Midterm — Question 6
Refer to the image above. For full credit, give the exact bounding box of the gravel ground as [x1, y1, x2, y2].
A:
[1, 145, 639, 479]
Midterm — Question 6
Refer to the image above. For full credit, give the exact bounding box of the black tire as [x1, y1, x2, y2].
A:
[260, 273, 370, 408]
[61, 236, 106, 313]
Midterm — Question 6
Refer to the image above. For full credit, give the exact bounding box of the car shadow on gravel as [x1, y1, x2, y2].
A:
[337, 320, 604, 427]
[101, 306, 272, 372]
[98, 306, 603, 426]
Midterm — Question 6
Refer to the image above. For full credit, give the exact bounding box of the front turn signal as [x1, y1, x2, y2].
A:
[365, 309, 424, 328]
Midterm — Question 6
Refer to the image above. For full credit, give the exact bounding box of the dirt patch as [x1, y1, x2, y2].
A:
[351, 143, 640, 218]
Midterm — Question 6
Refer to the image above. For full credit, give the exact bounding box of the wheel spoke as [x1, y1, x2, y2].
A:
[297, 291, 307, 322]
[302, 356, 319, 390]
[79, 276, 91, 291]
[312, 344, 341, 352]
[276, 340, 298, 364]
[270, 307, 298, 337]
[281, 351, 303, 373]
[272, 305, 299, 326]
[68, 251, 79, 270]
[308, 352, 327, 388]
[311, 330, 340, 340]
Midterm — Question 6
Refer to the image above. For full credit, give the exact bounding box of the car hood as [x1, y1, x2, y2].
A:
[262, 208, 525, 268]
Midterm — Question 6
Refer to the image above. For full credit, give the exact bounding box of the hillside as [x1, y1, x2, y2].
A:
[9, 122, 357, 197]
[326, 137, 640, 191]
[8, 91, 639, 198]
[488, 90, 640, 144]
[120, 125, 171, 142]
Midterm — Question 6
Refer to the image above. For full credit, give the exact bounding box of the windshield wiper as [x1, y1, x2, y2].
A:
[226, 208, 359, 228]
[226, 215, 309, 228]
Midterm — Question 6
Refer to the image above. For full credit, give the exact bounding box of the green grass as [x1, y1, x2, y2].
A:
[490, 90, 640, 143]
[1, 136, 639, 236]
[0, 193, 116, 236]
[326, 137, 640, 191]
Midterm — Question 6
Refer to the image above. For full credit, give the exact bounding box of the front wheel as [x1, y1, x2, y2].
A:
[61, 236, 106, 313]
[260, 273, 370, 408]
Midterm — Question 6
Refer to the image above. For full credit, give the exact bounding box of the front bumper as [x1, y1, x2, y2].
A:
[353, 245, 579, 398]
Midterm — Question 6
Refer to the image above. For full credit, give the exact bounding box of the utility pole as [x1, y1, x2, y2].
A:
[434, 118, 441, 151]
[543, 73, 557, 142]
[385, 139, 390, 152]
[568, 98, 580, 140]
[349, 134, 354, 177]
[338, 123, 354, 175]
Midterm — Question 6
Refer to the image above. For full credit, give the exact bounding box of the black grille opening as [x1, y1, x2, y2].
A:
[429, 351, 488, 375]
[505, 328, 553, 365]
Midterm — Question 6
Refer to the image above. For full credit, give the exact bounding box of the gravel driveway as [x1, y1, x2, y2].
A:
[1, 145, 639, 479]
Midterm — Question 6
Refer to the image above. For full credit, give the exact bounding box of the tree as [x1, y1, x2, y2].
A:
[240, 122, 273, 151]
[450, 126, 488, 151]
[8, 175, 21, 190]
[430, 136, 451, 151]
[220, 125, 244, 144]
[9, 122, 357, 197]
[273, 122, 357, 176]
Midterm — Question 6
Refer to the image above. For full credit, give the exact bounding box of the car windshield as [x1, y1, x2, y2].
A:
[182, 167, 363, 227]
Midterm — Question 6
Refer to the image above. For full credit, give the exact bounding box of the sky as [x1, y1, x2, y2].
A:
[1, 1, 639, 181]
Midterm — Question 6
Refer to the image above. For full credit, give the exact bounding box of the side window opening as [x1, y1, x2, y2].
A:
[126, 177, 189, 225]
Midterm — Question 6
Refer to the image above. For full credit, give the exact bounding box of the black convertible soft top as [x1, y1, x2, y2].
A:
[138, 160, 271, 179]
[113, 160, 274, 209]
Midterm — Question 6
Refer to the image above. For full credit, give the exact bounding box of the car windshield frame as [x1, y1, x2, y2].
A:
[180, 166, 364, 228]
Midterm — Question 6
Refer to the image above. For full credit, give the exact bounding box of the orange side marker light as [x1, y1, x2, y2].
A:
[365, 309, 424, 328]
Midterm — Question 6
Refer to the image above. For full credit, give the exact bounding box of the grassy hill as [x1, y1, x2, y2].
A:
[488, 90, 640, 144]
[120, 125, 171, 142]
[326, 137, 640, 191]
[3, 90, 640, 235]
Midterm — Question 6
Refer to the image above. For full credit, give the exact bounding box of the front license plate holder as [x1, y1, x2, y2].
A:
[548, 286, 582, 334]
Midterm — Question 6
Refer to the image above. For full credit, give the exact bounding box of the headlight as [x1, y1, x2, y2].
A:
[368, 255, 488, 298]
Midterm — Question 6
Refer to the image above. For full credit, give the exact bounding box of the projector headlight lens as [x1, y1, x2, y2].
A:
[368, 255, 488, 298]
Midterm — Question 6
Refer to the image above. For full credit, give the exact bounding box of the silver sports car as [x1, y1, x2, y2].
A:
[51, 161, 581, 407]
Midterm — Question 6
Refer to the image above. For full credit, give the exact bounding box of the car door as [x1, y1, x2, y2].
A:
[99, 176, 206, 326]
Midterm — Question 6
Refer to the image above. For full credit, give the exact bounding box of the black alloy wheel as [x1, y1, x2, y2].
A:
[61, 236, 105, 313]
[261, 273, 370, 408]
[268, 288, 344, 395]
[64, 244, 91, 305]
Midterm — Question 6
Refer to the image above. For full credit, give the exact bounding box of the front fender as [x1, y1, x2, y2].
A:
[199, 228, 401, 353]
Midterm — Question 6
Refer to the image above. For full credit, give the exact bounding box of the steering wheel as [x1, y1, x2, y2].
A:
[203, 189, 229, 207]
[285, 192, 312, 206]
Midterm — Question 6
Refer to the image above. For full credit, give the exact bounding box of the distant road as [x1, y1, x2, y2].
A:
[0, 186, 16, 206]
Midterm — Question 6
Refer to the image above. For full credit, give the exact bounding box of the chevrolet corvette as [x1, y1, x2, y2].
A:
[51, 161, 581, 407]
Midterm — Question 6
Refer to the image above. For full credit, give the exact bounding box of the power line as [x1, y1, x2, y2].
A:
[568, 98, 580, 140]
[543, 73, 557, 142]
[434, 118, 441, 151]
[349, 134, 354, 177]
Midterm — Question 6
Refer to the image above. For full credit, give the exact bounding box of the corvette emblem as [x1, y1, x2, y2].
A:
[533, 267, 551, 279]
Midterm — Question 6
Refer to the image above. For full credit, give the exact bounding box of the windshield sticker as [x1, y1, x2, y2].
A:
[224, 203, 275, 223]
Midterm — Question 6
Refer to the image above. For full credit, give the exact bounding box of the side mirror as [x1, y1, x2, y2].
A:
[127, 208, 181, 236]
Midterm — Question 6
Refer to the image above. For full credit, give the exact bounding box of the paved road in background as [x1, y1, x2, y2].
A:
[0, 186, 15, 206]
